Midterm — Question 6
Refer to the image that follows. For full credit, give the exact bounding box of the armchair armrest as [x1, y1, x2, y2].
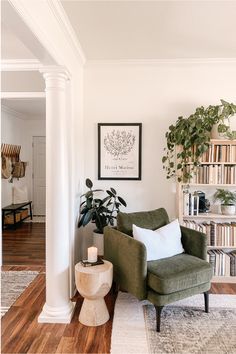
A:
[104, 226, 147, 300]
[180, 226, 207, 261]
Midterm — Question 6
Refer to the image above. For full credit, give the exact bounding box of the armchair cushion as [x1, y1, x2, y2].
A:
[117, 208, 169, 236]
[147, 253, 212, 295]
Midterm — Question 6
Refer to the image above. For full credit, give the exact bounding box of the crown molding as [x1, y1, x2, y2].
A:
[85, 58, 236, 67]
[1, 92, 46, 99]
[8, 0, 85, 69]
[1, 104, 45, 121]
[1, 60, 71, 80]
[1, 104, 26, 120]
[46, 0, 86, 65]
[1, 59, 43, 71]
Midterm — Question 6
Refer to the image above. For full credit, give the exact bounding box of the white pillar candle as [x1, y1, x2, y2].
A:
[88, 246, 98, 263]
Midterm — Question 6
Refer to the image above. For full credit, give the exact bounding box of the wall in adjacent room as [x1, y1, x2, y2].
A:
[1, 107, 45, 207]
[83, 61, 236, 229]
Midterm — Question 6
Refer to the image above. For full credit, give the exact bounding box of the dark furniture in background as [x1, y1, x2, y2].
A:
[2, 201, 33, 229]
[104, 208, 213, 332]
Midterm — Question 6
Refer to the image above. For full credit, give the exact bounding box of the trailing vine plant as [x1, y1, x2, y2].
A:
[162, 100, 236, 182]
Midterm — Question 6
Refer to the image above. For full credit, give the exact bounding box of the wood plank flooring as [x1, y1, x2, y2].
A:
[2, 226, 236, 353]
[2, 223, 45, 265]
[1, 267, 115, 354]
[1, 267, 236, 354]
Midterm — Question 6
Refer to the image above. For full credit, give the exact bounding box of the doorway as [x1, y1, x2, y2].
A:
[32, 136, 46, 216]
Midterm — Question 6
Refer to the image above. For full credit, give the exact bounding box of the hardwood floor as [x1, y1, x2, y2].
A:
[2, 226, 236, 353]
[2, 222, 45, 265]
[1, 268, 236, 354]
[1, 268, 115, 354]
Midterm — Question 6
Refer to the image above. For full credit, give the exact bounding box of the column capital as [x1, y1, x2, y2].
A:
[39, 65, 71, 81]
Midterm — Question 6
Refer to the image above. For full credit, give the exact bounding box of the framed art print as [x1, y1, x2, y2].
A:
[98, 123, 142, 180]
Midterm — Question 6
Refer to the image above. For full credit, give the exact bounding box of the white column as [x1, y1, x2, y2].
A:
[38, 68, 75, 323]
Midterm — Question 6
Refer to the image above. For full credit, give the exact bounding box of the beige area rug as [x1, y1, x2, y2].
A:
[1, 271, 39, 318]
[111, 292, 236, 354]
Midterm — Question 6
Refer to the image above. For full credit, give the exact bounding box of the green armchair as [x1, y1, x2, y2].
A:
[104, 208, 213, 332]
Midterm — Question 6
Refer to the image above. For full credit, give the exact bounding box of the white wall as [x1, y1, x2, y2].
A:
[84, 61, 236, 227]
[1, 107, 45, 207]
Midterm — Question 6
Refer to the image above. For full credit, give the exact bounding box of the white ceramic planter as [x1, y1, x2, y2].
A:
[210, 123, 228, 139]
[221, 204, 236, 215]
[93, 231, 104, 256]
[210, 115, 236, 140]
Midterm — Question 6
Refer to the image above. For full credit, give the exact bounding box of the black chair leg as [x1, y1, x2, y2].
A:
[112, 281, 119, 294]
[204, 291, 209, 313]
[154, 306, 164, 332]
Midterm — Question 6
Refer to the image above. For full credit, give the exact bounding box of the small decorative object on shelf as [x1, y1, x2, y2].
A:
[213, 189, 236, 215]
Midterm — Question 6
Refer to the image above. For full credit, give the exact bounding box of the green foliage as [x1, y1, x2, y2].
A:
[162, 99, 236, 182]
[213, 189, 236, 205]
[78, 178, 127, 234]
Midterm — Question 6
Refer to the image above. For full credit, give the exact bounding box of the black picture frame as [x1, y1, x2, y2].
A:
[98, 123, 142, 180]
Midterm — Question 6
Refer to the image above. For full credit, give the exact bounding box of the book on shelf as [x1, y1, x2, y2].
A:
[207, 249, 236, 276]
[183, 191, 199, 216]
[184, 164, 236, 184]
[200, 144, 236, 163]
[182, 220, 236, 247]
[80, 258, 104, 267]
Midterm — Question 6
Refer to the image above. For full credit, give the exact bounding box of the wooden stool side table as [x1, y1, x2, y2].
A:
[75, 260, 113, 326]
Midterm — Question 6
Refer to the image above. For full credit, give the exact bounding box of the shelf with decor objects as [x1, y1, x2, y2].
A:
[176, 139, 236, 283]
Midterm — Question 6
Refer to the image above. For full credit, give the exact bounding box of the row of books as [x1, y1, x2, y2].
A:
[184, 164, 236, 184]
[183, 192, 199, 216]
[200, 144, 236, 163]
[207, 250, 236, 276]
[183, 220, 236, 247]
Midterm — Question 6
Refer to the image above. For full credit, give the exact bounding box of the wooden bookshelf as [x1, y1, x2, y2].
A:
[212, 276, 236, 283]
[177, 139, 236, 283]
[183, 213, 236, 220]
[182, 184, 236, 187]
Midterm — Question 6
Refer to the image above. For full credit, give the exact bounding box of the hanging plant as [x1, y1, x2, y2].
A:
[162, 99, 236, 182]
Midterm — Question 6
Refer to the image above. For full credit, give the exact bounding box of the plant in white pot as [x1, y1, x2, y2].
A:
[213, 189, 236, 215]
[78, 178, 127, 255]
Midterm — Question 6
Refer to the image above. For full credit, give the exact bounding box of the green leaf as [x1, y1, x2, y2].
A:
[86, 178, 93, 189]
[162, 156, 167, 163]
[106, 190, 114, 197]
[101, 196, 110, 204]
[82, 210, 94, 226]
[118, 196, 127, 207]
[110, 187, 117, 195]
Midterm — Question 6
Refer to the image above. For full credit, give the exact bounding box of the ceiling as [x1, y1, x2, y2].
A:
[1, 71, 45, 92]
[1, 22, 36, 60]
[2, 98, 45, 119]
[61, 0, 236, 60]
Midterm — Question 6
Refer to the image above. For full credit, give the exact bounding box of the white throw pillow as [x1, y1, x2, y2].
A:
[12, 186, 28, 204]
[132, 219, 184, 261]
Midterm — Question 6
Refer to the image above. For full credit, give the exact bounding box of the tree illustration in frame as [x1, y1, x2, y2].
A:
[98, 123, 142, 180]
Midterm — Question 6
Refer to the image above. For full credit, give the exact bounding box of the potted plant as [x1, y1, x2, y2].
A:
[162, 99, 236, 182]
[213, 188, 236, 215]
[78, 178, 127, 254]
